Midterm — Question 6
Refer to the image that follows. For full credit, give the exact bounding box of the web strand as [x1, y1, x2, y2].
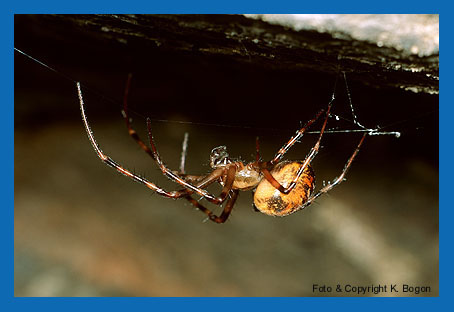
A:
[15, 47, 401, 138]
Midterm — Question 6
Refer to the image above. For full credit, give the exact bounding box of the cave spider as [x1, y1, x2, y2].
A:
[77, 76, 367, 224]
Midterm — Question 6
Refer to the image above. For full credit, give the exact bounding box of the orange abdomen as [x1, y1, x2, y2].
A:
[253, 161, 315, 216]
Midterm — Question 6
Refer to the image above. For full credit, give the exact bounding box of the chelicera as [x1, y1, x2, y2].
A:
[77, 76, 367, 224]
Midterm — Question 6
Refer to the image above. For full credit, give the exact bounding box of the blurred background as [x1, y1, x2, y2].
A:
[14, 15, 438, 297]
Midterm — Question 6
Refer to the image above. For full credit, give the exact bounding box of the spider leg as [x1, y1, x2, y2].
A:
[176, 131, 236, 210]
[146, 118, 237, 204]
[78, 82, 191, 198]
[121, 73, 158, 161]
[176, 166, 238, 222]
[122, 75, 200, 184]
[120, 76, 229, 200]
[178, 174, 207, 184]
[260, 102, 333, 194]
[270, 106, 327, 165]
[176, 132, 208, 186]
[79, 81, 233, 201]
[185, 189, 240, 223]
[121, 75, 205, 183]
[300, 132, 367, 209]
[179, 132, 189, 174]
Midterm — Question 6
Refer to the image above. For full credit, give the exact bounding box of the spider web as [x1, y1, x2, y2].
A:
[15, 47, 420, 140]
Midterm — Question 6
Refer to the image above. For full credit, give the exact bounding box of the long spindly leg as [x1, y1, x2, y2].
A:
[119, 76, 234, 203]
[176, 132, 207, 183]
[121, 73, 158, 161]
[79, 82, 188, 198]
[260, 102, 333, 194]
[270, 106, 327, 165]
[175, 165, 237, 218]
[179, 132, 189, 174]
[176, 131, 217, 206]
[174, 132, 241, 222]
[78, 81, 230, 201]
[146, 118, 237, 205]
[300, 132, 367, 209]
[185, 189, 240, 223]
[123, 81, 206, 185]
[177, 161, 238, 222]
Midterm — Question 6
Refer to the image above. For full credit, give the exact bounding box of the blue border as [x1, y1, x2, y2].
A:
[4, 1, 447, 311]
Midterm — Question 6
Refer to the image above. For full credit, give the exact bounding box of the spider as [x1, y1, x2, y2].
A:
[77, 76, 367, 224]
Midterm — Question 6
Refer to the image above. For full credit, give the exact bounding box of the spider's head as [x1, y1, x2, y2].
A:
[210, 145, 232, 168]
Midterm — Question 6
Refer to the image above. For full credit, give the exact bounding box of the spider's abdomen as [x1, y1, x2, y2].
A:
[253, 161, 315, 217]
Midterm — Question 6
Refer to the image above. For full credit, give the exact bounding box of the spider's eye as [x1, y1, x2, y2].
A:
[210, 146, 230, 168]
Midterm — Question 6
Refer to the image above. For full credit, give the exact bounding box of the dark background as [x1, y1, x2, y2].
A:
[14, 15, 438, 296]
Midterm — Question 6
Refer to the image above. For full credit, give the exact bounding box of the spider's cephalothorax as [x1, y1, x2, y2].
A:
[78, 77, 367, 224]
[209, 146, 263, 192]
